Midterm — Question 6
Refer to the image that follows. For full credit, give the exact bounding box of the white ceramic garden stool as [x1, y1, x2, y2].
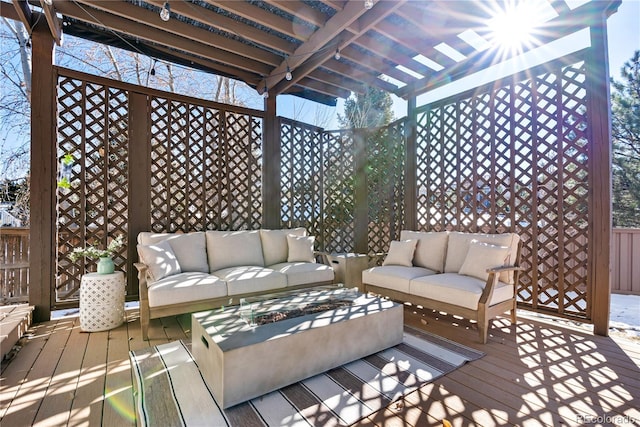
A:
[80, 271, 126, 332]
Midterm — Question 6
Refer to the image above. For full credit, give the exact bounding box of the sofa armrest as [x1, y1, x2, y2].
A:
[314, 251, 330, 265]
[486, 265, 524, 274]
[369, 252, 387, 266]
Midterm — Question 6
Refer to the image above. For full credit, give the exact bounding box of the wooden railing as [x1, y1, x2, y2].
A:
[1, 227, 639, 304]
[1, 227, 29, 303]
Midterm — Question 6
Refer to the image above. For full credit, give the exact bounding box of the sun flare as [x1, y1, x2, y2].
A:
[489, 2, 541, 54]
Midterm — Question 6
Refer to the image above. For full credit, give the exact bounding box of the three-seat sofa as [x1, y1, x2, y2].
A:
[135, 228, 334, 339]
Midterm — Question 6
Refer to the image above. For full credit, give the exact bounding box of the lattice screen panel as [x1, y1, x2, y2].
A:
[322, 130, 356, 254]
[56, 76, 129, 302]
[366, 123, 406, 256]
[415, 58, 590, 320]
[150, 98, 263, 232]
[279, 119, 324, 248]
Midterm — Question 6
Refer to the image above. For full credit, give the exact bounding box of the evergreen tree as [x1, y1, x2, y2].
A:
[338, 86, 393, 129]
[612, 50, 640, 226]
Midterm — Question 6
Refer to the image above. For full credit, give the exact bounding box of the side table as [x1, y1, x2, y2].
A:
[80, 271, 126, 332]
[327, 253, 369, 291]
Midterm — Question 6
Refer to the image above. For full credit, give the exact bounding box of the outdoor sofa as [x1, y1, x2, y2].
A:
[362, 230, 522, 343]
[135, 228, 334, 339]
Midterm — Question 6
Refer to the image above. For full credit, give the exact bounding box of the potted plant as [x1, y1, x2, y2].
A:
[70, 235, 125, 274]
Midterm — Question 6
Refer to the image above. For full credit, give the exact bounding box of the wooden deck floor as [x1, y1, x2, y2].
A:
[1, 305, 639, 427]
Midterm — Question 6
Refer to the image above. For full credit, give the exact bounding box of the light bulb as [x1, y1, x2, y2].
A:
[160, 2, 170, 22]
[334, 48, 341, 60]
[364, 0, 373, 10]
[262, 86, 269, 98]
[285, 66, 292, 81]
[44, 0, 53, 5]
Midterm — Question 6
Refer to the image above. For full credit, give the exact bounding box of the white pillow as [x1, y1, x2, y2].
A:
[261, 228, 307, 266]
[137, 240, 181, 282]
[458, 240, 510, 282]
[287, 234, 315, 262]
[382, 240, 417, 267]
[166, 232, 209, 273]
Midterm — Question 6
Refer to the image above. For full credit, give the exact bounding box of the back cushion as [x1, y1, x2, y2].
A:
[260, 228, 307, 266]
[137, 231, 208, 273]
[400, 230, 448, 272]
[206, 230, 265, 272]
[444, 232, 520, 283]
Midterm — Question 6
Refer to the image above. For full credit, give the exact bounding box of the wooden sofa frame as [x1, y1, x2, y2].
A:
[364, 241, 523, 344]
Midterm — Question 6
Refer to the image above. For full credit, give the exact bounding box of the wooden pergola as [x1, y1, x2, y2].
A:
[2, 0, 618, 335]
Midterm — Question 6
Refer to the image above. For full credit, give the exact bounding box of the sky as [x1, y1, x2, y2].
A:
[276, 0, 640, 130]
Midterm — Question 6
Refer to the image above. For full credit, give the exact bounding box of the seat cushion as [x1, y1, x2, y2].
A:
[409, 273, 514, 310]
[213, 266, 287, 296]
[400, 230, 449, 272]
[260, 228, 307, 266]
[137, 232, 209, 273]
[362, 265, 436, 294]
[206, 230, 265, 272]
[147, 272, 227, 307]
[269, 262, 334, 287]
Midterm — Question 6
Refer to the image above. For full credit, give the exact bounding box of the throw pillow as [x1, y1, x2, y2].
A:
[382, 240, 417, 267]
[287, 234, 316, 262]
[137, 240, 181, 282]
[261, 228, 307, 266]
[458, 240, 510, 282]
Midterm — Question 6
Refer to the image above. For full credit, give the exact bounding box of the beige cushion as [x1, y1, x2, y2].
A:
[459, 240, 510, 282]
[444, 232, 519, 283]
[287, 234, 315, 262]
[260, 228, 307, 266]
[400, 230, 448, 272]
[383, 240, 418, 267]
[409, 273, 514, 310]
[137, 240, 181, 282]
[214, 266, 287, 296]
[137, 231, 208, 273]
[270, 262, 334, 286]
[362, 265, 436, 294]
[147, 272, 227, 307]
[205, 230, 265, 272]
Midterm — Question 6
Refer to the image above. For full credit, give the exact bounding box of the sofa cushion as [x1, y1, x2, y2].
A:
[270, 262, 334, 286]
[260, 228, 307, 266]
[400, 230, 448, 272]
[444, 232, 519, 283]
[137, 240, 181, 282]
[213, 266, 287, 296]
[362, 265, 436, 294]
[206, 230, 265, 272]
[459, 240, 510, 282]
[409, 273, 514, 310]
[287, 234, 315, 262]
[147, 272, 227, 307]
[137, 231, 209, 273]
[383, 240, 418, 267]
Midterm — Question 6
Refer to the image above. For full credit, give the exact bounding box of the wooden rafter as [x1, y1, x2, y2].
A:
[39, 0, 62, 45]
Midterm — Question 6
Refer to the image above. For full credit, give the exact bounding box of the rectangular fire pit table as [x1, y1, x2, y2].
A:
[191, 286, 403, 409]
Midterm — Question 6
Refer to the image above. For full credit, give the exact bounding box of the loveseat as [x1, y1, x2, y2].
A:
[362, 230, 522, 343]
[135, 228, 334, 339]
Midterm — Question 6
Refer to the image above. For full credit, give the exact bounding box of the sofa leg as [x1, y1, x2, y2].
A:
[141, 316, 150, 341]
[510, 307, 517, 324]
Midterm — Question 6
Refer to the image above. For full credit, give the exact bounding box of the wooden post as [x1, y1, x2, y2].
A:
[586, 13, 612, 336]
[29, 21, 56, 322]
[262, 94, 280, 229]
[405, 96, 418, 230]
[127, 92, 151, 298]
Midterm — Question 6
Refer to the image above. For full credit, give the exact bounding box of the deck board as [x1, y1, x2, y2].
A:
[1, 305, 638, 427]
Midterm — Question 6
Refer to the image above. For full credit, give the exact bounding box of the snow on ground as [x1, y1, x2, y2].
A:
[609, 293, 640, 341]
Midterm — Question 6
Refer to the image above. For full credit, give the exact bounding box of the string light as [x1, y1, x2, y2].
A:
[150, 60, 157, 76]
[262, 85, 269, 99]
[160, 2, 170, 22]
[334, 48, 341, 60]
[364, 0, 374, 10]
[285, 65, 292, 81]
[44, 0, 53, 5]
